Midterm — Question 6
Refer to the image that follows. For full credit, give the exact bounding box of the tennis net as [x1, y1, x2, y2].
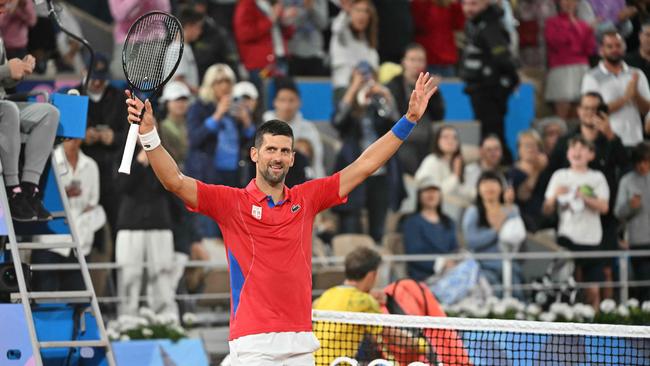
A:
[312, 310, 650, 366]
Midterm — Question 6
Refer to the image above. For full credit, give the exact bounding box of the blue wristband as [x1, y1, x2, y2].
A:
[391, 116, 416, 140]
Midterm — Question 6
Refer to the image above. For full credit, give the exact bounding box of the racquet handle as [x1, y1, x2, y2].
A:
[118, 123, 140, 174]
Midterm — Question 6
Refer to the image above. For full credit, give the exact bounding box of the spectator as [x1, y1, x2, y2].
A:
[233, 0, 296, 89]
[415, 125, 474, 221]
[459, 0, 519, 161]
[108, 0, 170, 79]
[544, 0, 595, 120]
[0, 0, 36, 59]
[159, 81, 191, 166]
[581, 30, 650, 149]
[116, 146, 176, 317]
[332, 67, 404, 242]
[231, 80, 263, 185]
[506, 130, 549, 231]
[625, 21, 650, 81]
[32, 139, 104, 292]
[543, 136, 610, 309]
[463, 134, 503, 191]
[411, 0, 464, 77]
[462, 170, 524, 298]
[191, 1, 241, 81]
[577, 0, 637, 39]
[263, 77, 325, 178]
[329, 0, 380, 97]
[534, 116, 568, 156]
[386, 43, 445, 175]
[55, 2, 85, 74]
[171, 6, 204, 94]
[372, 0, 413, 64]
[0, 37, 58, 221]
[516, 0, 558, 68]
[402, 176, 458, 281]
[80, 53, 128, 238]
[285, 0, 329, 76]
[615, 142, 650, 302]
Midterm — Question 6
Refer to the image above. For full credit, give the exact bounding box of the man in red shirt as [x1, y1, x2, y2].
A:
[124, 72, 438, 365]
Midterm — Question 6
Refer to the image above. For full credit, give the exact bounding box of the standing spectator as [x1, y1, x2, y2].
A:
[577, 0, 637, 39]
[543, 136, 610, 310]
[116, 146, 176, 317]
[233, 0, 296, 89]
[615, 142, 650, 302]
[108, 0, 170, 79]
[329, 0, 380, 97]
[332, 68, 404, 242]
[463, 134, 504, 191]
[285, 0, 329, 76]
[506, 130, 549, 231]
[544, 0, 595, 120]
[401, 177, 459, 281]
[415, 125, 475, 221]
[263, 77, 325, 178]
[386, 43, 445, 175]
[459, 0, 519, 161]
[171, 6, 204, 94]
[625, 21, 650, 81]
[410, 0, 464, 77]
[462, 170, 525, 298]
[32, 139, 104, 292]
[581, 30, 650, 149]
[372, 0, 413, 64]
[80, 53, 128, 238]
[0, 0, 36, 59]
[159, 81, 191, 166]
[516, 0, 557, 68]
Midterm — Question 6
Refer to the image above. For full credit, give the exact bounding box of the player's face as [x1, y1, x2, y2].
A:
[252, 134, 295, 185]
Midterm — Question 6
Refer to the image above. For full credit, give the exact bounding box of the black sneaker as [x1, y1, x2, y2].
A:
[8, 192, 37, 222]
[25, 194, 53, 221]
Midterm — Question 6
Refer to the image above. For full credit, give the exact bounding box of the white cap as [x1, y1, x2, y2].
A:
[160, 81, 191, 102]
[233, 81, 259, 100]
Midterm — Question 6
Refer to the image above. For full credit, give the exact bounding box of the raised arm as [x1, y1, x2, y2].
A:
[125, 91, 198, 209]
[338, 72, 439, 197]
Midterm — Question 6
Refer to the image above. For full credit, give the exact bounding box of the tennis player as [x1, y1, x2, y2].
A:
[125, 72, 439, 365]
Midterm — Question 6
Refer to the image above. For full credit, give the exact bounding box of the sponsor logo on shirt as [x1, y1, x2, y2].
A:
[252, 205, 262, 220]
[291, 204, 301, 213]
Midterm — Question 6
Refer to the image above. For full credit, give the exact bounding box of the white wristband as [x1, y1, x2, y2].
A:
[139, 127, 161, 151]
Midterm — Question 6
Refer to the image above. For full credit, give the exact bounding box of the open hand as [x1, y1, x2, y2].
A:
[406, 72, 440, 122]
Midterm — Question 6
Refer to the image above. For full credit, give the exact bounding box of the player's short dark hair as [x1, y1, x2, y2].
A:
[631, 142, 650, 165]
[568, 135, 595, 152]
[345, 247, 382, 281]
[254, 119, 294, 148]
[274, 77, 300, 98]
[179, 6, 204, 26]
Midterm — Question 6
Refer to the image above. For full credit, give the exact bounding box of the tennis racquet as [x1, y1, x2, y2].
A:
[118, 11, 184, 174]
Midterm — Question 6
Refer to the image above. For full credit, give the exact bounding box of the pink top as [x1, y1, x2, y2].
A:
[108, 0, 171, 43]
[544, 13, 595, 69]
[0, 1, 37, 50]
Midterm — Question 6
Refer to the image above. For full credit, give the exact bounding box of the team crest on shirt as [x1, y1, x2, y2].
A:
[251, 205, 262, 220]
[291, 204, 301, 213]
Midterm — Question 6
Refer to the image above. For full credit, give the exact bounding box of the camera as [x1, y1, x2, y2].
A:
[597, 102, 609, 115]
[356, 61, 374, 81]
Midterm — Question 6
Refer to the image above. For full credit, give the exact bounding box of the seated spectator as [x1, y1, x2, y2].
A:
[463, 134, 504, 191]
[543, 136, 610, 310]
[415, 125, 474, 221]
[286, 0, 329, 76]
[263, 77, 325, 178]
[625, 21, 650, 82]
[534, 116, 567, 156]
[386, 43, 445, 175]
[159, 81, 192, 167]
[401, 177, 458, 281]
[410, 0, 464, 77]
[116, 146, 176, 318]
[0, 37, 58, 221]
[544, 0, 595, 120]
[80, 53, 127, 237]
[32, 139, 104, 292]
[506, 130, 549, 231]
[329, 0, 380, 98]
[615, 142, 650, 302]
[170, 6, 204, 94]
[462, 171, 525, 298]
[332, 67, 404, 242]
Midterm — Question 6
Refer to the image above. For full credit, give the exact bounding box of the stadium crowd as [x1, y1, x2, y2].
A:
[2, 0, 650, 322]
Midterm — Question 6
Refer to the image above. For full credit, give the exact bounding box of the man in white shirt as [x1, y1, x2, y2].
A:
[581, 30, 650, 148]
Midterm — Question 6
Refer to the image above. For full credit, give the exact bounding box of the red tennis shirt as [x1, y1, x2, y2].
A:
[191, 173, 347, 340]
